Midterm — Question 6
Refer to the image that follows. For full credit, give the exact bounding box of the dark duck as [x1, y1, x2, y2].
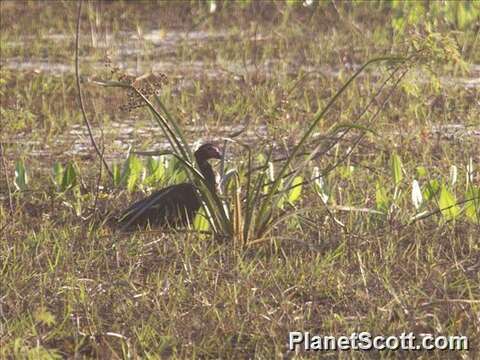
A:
[117, 143, 221, 230]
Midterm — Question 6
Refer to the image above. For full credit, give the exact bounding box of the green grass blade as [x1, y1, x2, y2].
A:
[256, 56, 406, 227]
[14, 159, 28, 191]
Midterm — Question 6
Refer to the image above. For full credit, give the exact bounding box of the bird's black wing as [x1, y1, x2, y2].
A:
[117, 183, 199, 230]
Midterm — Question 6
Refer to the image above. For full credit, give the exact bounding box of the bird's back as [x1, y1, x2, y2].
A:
[117, 182, 200, 230]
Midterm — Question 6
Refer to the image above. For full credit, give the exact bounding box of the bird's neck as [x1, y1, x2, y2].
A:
[197, 160, 216, 192]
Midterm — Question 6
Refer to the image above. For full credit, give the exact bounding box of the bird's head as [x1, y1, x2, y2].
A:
[195, 143, 222, 162]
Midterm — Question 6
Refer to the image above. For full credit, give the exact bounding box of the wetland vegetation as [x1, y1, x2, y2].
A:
[1, 1, 479, 358]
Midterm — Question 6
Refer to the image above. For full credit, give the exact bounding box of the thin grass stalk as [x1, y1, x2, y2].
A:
[274, 125, 375, 201]
[256, 56, 406, 229]
[243, 146, 253, 242]
[407, 195, 480, 225]
[130, 87, 188, 160]
[153, 95, 193, 160]
[263, 66, 411, 196]
[249, 148, 273, 238]
[74, 0, 113, 180]
[232, 173, 244, 248]
[255, 57, 407, 231]
[0, 141, 13, 214]
[244, 61, 406, 179]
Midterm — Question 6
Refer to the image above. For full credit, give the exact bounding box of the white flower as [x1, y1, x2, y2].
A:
[450, 165, 457, 186]
[411, 179, 423, 210]
[209, 1, 217, 13]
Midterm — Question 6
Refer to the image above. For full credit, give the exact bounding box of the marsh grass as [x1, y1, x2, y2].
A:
[1, 1, 479, 358]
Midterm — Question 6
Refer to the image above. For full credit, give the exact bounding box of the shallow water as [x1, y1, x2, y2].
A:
[3, 28, 479, 85]
[2, 27, 479, 159]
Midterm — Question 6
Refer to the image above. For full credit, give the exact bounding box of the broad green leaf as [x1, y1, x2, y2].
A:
[112, 163, 121, 187]
[14, 159, 28, 191]
[287, 176, 303, 204]
[391, 153, 403, 186]
[121, 155, 144, 193]
[416, 166, 427, 178]
[193, 209, 210, 231]
[392, 17, 405, 32]
[52, 162, 63, 189]
[127, 156, 144, 193]
[61, 162, 77, 191]
[465, 186, 479, 223]
[168, 157, 187, 184]
[339, 165, 354, 179]
[173, 168, 188, 184]
[438, 185, 460, 220]
[146, 156, 159, 174]
[145, 156, 164, 185]
[239, 0, 252, 7]
[256, 153, 266, 164]
[34, 307, 56, 326]
[375, 181, 389, 212]
[423, 179, 440, 201]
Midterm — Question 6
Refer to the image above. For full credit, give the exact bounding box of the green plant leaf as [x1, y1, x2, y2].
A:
[391, 152, 403, 186]
[14, 159, 28, 191]
[416, 166, 427, 178]
[145, 156, 165, 185]
[121, 155, 144, 193]
[438, 184, 460, 220]
[287, 176, 303, 204]
[375, 181, 389, 213]
[52, 162, 64, 190]
[34, 307, 56, 327]
[339, 165, 354, 179]
[112, 163, 121, 187]
[193, 208, 210, 232]
[465, 186, 479, 223]
[423, 179, 440, 201]
[61, 162, 77, 191]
